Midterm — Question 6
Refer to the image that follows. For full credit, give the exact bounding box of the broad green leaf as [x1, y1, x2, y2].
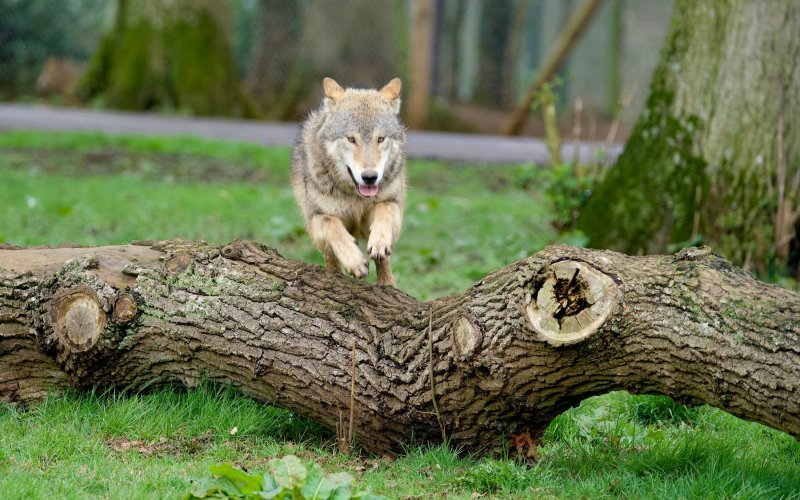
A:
[268, 455, 307, 490]
[209, 463, 263, 494]
[261, 473, 279, 492]
[300, 464, 327, 499]
[258, 473, 284, 499]
[325, 472, 354, 489]
[329, 484, 353, 500]
[328, 475, 355, 500]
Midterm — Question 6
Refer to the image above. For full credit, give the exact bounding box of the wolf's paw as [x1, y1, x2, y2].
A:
[339, 249, 369, 279]
[367, 231, 393, 261]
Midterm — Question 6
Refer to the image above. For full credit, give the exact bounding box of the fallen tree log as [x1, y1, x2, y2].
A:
[1, 240, 798, 454]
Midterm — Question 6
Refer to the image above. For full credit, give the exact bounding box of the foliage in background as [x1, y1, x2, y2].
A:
[514, 80, 606, 245]
[188, 456, 383, 499]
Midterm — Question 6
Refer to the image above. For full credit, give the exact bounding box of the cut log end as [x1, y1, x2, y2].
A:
[112, 294, 137, 324]
[525, 260, 618, 346]
[53, 289, 106, 351]
[452, 316, 481, 359]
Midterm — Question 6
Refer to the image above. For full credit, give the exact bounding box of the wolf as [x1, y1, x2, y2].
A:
[290, 77, 406, 286]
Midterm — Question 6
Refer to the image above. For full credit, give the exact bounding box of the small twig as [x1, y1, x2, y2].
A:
[572, 97, 583, 163]
[605, 86, 635, 146]
[336, 409, 349, 454]
[335, 339, 357, 454]
[691, 184, 702, 240]
[428, 308, 447, 443]
[348, 338, 356, 448]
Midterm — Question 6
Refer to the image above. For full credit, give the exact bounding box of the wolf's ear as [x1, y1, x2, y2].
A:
[322, 77, 345, 112]
[379, 78, 402, 113]
[323, 77, 344, 105]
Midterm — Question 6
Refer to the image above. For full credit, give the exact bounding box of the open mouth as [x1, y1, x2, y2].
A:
[347, 166, 379, 198]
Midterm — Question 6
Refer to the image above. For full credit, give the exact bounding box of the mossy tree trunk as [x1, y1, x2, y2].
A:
[1, 240, 798, 455]
[580, 0, 800, 274]
[80, 0, 257, 117]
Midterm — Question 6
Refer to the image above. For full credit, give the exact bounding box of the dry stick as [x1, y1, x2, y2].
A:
[501, 0, 604, 136]
[337, 410, 347, 453]
[348, 338, 356, 449]
[772, 73, 799, 264]
[605, 87, 636, 146]
[572, 97, 583, 163]
[335, 339, 357, 453]
[428, 308, 447, 443]
[691, 184, 702, 242]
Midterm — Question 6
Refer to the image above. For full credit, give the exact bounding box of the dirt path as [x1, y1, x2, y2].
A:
[0, 104, 622, 165]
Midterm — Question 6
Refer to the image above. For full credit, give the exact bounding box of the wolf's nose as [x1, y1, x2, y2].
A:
[362, 171, 378, 185]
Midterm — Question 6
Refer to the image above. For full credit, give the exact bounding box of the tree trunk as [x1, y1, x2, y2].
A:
[296, 0, 404, 87]
[79, 0, 257, 117]
[580, 0, 800, 274]
[407, 0, 435, 129]
[1, 240, 798, 455]
[500, 0, 534, 108]
[244, 0, 303, 120]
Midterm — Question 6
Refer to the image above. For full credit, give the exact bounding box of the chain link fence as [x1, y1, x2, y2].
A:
[0, 0, 672, 136]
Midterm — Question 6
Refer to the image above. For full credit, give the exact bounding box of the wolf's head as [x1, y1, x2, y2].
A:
[320, 77, 405, 198]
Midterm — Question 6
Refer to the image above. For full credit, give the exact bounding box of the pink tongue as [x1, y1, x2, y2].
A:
[357, 185, 379, 197]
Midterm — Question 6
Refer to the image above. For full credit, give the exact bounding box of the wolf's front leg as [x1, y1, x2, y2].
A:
[367, 202, 402, 286]
[309, 214, 368, 278]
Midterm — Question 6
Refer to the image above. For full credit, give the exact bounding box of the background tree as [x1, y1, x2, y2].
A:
[579, 0, 800, 275]
[244, 0, 303, 120]
[80, 0, 256, 117]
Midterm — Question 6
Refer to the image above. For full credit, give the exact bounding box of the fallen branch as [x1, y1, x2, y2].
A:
[1, 240, 798, 454]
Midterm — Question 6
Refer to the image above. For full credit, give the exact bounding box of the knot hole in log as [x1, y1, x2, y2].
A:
[525, 260, 619, 346]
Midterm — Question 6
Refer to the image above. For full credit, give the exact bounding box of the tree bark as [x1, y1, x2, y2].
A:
[1, 240, 798, 455]
[580, 0, 800, 273]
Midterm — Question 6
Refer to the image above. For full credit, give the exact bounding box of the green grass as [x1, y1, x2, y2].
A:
[1, 131, 798, 499]
[0, 130, 553, 299]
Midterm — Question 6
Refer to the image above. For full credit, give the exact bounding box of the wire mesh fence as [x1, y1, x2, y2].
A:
[0, 0, 673, 135]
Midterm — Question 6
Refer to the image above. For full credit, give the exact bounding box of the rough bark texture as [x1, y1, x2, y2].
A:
[580, 0, 800, 273]
[1, 240, 798, 455]
[79, 0, 257, 117]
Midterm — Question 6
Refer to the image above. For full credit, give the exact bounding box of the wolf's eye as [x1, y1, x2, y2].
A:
[377, 136, 385, 143]
[347, 136, 356, 144]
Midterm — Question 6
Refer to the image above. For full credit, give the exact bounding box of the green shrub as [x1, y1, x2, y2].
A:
[188, 455, 384, 499]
